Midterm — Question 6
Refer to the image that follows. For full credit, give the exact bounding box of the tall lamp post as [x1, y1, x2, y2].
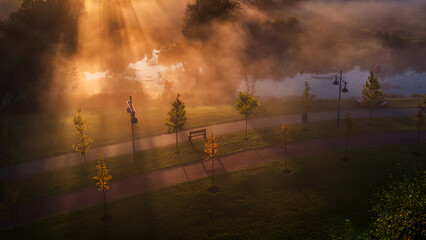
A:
[333, 70, 348, 128]
[126, 96, 138, 163]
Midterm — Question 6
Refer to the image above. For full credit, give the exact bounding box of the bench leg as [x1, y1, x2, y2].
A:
[188, 136, 191, 141]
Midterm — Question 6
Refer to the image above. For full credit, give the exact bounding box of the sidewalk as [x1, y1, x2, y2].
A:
[0, 108, 417, 178]
[0, 131, 423, 230]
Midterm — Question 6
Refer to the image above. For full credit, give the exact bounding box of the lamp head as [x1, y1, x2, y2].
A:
[333, 75, 339, 85]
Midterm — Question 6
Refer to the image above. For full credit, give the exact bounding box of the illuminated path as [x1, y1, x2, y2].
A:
[0, 131, 424, 230]
[0, 108, 419, 178]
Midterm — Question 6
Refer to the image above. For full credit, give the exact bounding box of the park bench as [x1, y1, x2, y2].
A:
[188, 129, 207, 141]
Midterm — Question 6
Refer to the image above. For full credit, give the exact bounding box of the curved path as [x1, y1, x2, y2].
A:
[0, 108, 418, 178]
[0, 131, 424, 230]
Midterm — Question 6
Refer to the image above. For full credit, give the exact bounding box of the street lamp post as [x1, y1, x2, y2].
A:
[333, 70, 348, 128]
[126, 96, 138, 163]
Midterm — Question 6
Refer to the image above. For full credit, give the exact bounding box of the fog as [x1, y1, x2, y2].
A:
[1, 0, 425, 111]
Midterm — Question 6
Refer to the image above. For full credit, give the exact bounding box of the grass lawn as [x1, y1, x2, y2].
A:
[385, 97, 423, 108]
[1, 145, 425, 239]
[2, 98, 365, 165]
[10, 116, 420, 204]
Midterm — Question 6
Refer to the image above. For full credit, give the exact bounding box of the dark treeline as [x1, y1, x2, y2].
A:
[0, 0, 84, 114]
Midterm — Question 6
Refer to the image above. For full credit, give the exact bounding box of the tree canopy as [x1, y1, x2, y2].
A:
[182, 0, 241, 39]
[0, 0, 84, 113]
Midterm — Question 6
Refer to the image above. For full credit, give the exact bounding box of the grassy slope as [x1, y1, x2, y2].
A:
[3, 97, 421, 165]
[2, 98, 365, 165]
[12, 116, 419, 204]
[1, 145, 425, 239]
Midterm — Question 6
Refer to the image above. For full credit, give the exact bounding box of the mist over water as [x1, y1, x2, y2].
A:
[1, 0, 425, 111]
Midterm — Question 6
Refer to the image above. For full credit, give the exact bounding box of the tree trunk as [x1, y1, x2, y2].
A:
[244, 114, 248, 140]
[345, 133, 349, 158]
[369, 105, 373, 124]
[284, 137, 287, 169]
[103, 190, 107, 218]
[175, 130, 179, 153]
[212, 157, 215, 187]
[84, 153, 88, 169]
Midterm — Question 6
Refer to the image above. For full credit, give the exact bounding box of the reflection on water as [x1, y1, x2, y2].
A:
[250, 66, 425, 99]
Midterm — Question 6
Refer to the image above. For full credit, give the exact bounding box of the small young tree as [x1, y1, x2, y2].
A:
[343, 112, 354, 161]
[165, 94, 187, 153]
[361, 71, 384, 124]
[235, 90, 260, 140]
[204, 134, 219, 193]
[93, 153, 112, 221]
[413, 104, 424, 155]
[72, 108, 93, 168]
[300, 81, 315, 125]
[281, 122, 293, 173]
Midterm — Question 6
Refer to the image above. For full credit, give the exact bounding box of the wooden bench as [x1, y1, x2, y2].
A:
[188, 129, 207, 141]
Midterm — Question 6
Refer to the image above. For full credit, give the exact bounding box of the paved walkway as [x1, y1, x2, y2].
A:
[0, 108, 417, 178]
[0, 131, 424, 230]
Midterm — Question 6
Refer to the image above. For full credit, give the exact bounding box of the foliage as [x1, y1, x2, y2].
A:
[301, 81, 316, 113]
[72, 109, 93, 164]
[0, 0, 84, 111]
[280, 122, 293, 145]
[93, 154, 111, 192]
[361, 71, 384, 107]
[366, 171, 425, 240]
[235, 90, 260, 118]
[235, 90, 260, 139]
[165, 94, 187, 134]
[204, 134, 218, 161]
[165, 94, 187, 153]
[182, 0, 241, 38]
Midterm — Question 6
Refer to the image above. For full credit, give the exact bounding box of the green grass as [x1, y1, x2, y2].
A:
[2, 98, 364, 165]
[1, 145, 424, 239]
[10, 116, 418, 204]
[385, 97, 422, 108]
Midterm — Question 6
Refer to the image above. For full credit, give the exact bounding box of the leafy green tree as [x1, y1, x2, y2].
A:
[165, 94, 187, 153]
[413, 104, 424, 154]
[204, 134, 219, 193]
[343, 112, 354, 161]
[235, 90, 260, 140]
[281, 122, 293, 173]
[93, 153, 112, 221]
[72, 109, 93, 168]
[300, 81, 315, 125]
[367, 171, 425, 240]
[361, 71, 384, 124]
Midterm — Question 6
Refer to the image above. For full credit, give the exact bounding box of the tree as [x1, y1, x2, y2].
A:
[93, 153, 112, 221]
[165, 94, 187, 153]
[72, 108, 93, 169]
[281, 122, 293, 173]
[367, 171, 425, 240]
[235, 90, 260, 140]
[205, 134, 219, 193]
[343, 112, 354, 161]
[413, 104, 424, 155]
[300, 81, 315, 126]
[361, 71, 384, 124]
[182, 0, 241, 39]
